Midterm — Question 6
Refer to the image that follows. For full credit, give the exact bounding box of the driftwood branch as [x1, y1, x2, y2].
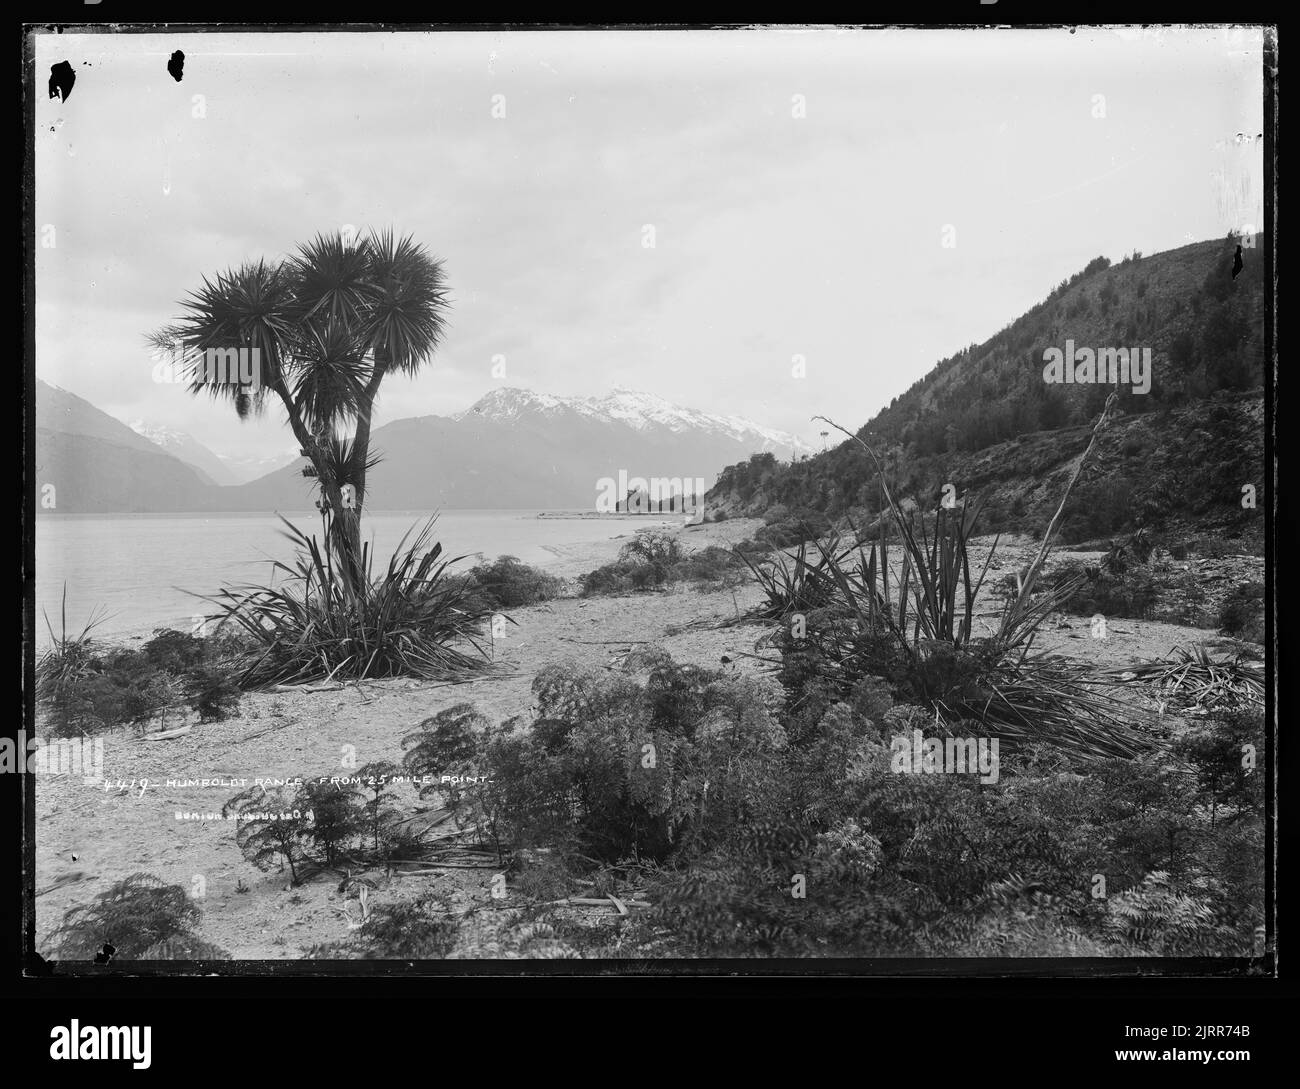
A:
[271, 683, 346, 693]
[1010, 390, 1119, 616]
[559, 638, 651, 646]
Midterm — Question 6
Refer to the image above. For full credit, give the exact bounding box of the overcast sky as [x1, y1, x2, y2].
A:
[34, 27, 1265, 461]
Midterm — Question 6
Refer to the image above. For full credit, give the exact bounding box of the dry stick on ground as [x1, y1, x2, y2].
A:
[419, 672, 529, 689]
[814, 389, 1118, 630]
[731, 650, 781, 668]
[270, 683, 347, 693]
[560, 639, 651, 645]
[547, 896, 652, 909]
[236, 724, 293, 744]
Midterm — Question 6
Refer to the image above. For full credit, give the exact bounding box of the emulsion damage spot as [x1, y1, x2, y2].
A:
[48, 61, 75, 102]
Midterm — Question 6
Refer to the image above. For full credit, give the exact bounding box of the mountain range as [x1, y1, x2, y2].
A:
[36, 234, 1263, 532]
[127, 421, 241, 486]
[32, 383, 813, 514]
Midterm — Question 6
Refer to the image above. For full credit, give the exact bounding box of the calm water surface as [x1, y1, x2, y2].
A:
[34, 509, 667, 643]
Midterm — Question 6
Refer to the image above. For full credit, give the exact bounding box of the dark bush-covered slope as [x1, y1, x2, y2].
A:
[707, 234, 1265, 545]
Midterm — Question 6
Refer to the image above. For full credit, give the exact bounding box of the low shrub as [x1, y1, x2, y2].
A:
[1170, 706, 1265, 823]
[185, 663, 243, 723]
[37, 620, 244, 734]
[223, 784, 318, 885]
[424, 659, 787, 868]
[665, 545, 745, 588]
[1060, 480, 1136, 543]
[423, 659, 1262, 957]
[139, 628, 206, 673]
[1218, 581, 1265, 642]
[255, 639, 1263, 959]
[467, 556, 564, 609]
[1058, 567, 1161, 621]
[581, 531, 741, 595]
[310, 891, 461, 959]
[620, 530, 685, 574]
[753, 510, 832, 550]
[353, 761, 405, 856]
[580, 559, 657, 596]
[44, 873, 229, 960]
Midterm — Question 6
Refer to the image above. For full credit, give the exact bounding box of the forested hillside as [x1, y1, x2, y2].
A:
[707, 234, 1266, 546]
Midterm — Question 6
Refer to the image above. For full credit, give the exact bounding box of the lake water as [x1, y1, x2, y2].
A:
[33, 510, 673, 644]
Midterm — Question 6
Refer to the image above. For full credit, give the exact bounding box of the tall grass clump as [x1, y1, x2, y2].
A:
[738, 533, 859, 620]
[785, 396, 1151, 759]
[206, 515, 491, 687]
[37, 590, 245, 735]
[36, 587, 109, 733]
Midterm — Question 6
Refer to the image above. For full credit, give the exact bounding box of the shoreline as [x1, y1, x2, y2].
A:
[34, 516, 767, 647]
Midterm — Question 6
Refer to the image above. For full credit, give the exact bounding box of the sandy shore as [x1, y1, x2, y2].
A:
[32, 517, 770, 958]
[32, 518, 1242, 959]
[530, 514, 761, 580]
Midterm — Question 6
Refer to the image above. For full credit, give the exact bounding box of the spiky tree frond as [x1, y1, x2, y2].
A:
[319, 433, 386, 497]
[162, 259, 298, 416]
[291, 322, 371, 430]
[144, 321, 187, 359]
[291, 231, 379, 330]
[362, 228, 451, 375]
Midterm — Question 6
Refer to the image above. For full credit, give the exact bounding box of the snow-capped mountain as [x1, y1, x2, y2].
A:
[456, 387, 814, 457]
[127, 421, 298, 485]
[214, 450, 301, 485]
[127, 421, 239, 486]
[207, 386, 814, 512]
[453, 388, 570, 423]
[37, 381, 812, 512]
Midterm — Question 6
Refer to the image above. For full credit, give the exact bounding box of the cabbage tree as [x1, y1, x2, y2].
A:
[148, 229, 449, 581]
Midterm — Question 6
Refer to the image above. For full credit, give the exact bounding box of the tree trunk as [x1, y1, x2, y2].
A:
[333, 350, 390, 578]
[327, 478, 362, 585]
[269, 375, 363, 585]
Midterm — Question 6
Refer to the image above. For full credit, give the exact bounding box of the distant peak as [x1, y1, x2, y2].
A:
[449, 385, 813, 452]
[453, 387, 565, 422]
